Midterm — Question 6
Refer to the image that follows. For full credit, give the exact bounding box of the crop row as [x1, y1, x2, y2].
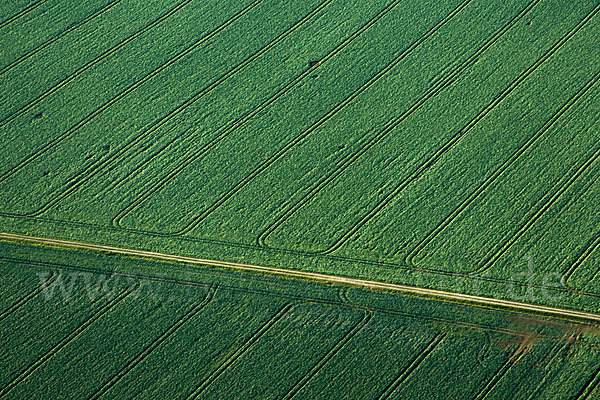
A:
[1, 252, 598, 399]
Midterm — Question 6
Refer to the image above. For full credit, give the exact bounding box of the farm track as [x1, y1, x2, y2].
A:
[5, 0, 330, 218]
[3, 232, 600, 325]
[3, 0, 593, 294]
[0, 0, 197, 133]
[0, 284, 136, 398]
[86, 285, 217, 400]
[0, 0, 46, 30]
[405, 65, 600, 268]
[184, 302, 294, 399]
[256, 0, 541, 248]
[472, 126, 600, 276]
[314, 1, 600, 256]
[4, 208, 600, 302]
[110, 0, 409, 224]
[0, 250, 591, 344]
[153, 0, 475, 237]
[280, 311, 372, 400]
[0, 0, 123, 76]
[376, 334, 445, 399]
[0, 270, 58, 323]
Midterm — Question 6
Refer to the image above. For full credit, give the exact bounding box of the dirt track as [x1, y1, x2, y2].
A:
[2, 231, 600, 324]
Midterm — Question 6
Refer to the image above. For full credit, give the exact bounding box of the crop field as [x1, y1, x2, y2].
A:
[0, 241, 599, 399]
[1, 0, 600, 314]
[1, 0, 600, 397]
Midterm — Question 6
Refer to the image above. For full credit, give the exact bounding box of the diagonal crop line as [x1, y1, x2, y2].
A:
[0, 284, 136, 398]
[255, 0, 541, 248]
[6, 0, 326, 218]
[0, 0, 199, 133]
[0, 0, 124, 76]
[563, 233, 600, 283]
[0, 0, 201, 183]
[0, 0, 47, 30]
[111, 0, 410, 229]
[314, 1, 600, 256]
[376, 333, 445, 400]
[0, 270, 58, 323]
[86, 285, 217, 400]
[167, 0, 475, 236]
[185, 303, 294, 399]
[575, 365, 600, 400]
[474, 126, 600, 276]
[525, 341, 570, 400]
[107, 0, 405, 210]
[472, 345, 524, 400]
[407, 65, 600, 268]
[281, 311, 372, 400]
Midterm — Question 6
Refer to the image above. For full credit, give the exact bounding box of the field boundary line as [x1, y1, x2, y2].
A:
[0, 0, 46, 30]
[0, 284, 135, 397]
[0, 0, 123, 76]
[5, 0, 329, 218]
[0, 269, 58, 323]
[314, 1, 600, 256]
[86, 285, 217, 400]
[110, 0, 409, 226]
[256, 0, 540, 248]
[3, 232, 600, 325]
[170, 0, 475, 236]
[0, 254, 589, 338]
[376, 333, 445, 399]
[185, 302, 294, 399]
[281, 311, 372, 400]
[3, 208, 600, 302]
[406, 66, 600, 267]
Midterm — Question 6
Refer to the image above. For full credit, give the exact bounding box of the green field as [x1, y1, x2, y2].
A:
[2, 0, 600, 397]
[0, 241, 599, 399]
[1, 0, 600, 312]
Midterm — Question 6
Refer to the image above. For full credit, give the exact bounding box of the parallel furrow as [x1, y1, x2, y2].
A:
[376, 334, 445, 400]
[317, 2, 600, 256]
[111, 0, 410, 228]
[525, 341, 571, 400]
[474, 129, 600, 275]
[575, 365, 600, 400]
[406, 66, 600, 267]
[256, 0, 540, 248]
[281, 311, 372, 400]
[86, 285, 217, 400]
[165, 0, 475, 236]
[7, 0, 328, 218]
[0, 270, 58, 323]
[563, 233, 600, 283]
[0, 285, 135, 398]
[0, 0, 46, 30]
[0, 0, 123, 76]
[184, 303, 294, 399]
[472, 346, 524, 400]
[0, 0, 197, 133]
